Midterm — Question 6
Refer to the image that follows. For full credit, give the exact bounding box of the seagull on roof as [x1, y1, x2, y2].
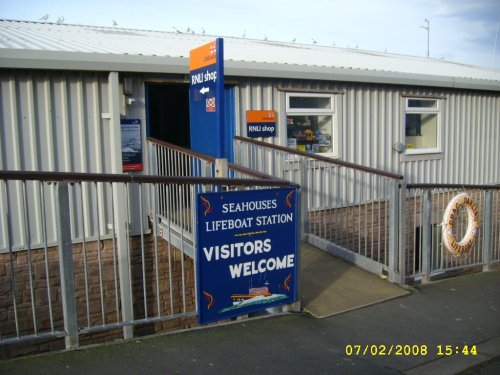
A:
[312, 39, 317, 44]
[112, 20, 118, 26]
[201, 28, 206, 34]
[39, 14, 49, 21]
[242, 30, 246, 38]
[57, 16, 64, 24]
[292, 38, 296, 42]
[172, 26, 181, 33]
[264, 35, 268, 41]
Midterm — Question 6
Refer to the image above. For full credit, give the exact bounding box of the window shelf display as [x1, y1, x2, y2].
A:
[287, 115, 332, 153]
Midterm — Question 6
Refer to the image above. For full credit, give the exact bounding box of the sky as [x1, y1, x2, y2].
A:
[1, 0, 500, 70]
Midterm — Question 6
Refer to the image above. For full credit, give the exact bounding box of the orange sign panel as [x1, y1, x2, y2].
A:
[190, 40, 217, 71]
[246, 110, 277, 123]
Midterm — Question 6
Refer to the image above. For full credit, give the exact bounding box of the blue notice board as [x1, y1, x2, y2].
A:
[196, 188, 299, 324]
[189, 38, 225, 158]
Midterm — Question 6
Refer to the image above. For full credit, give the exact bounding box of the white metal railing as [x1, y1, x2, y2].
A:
[234, 136, 404, 280]
[148, 138, 283, 241]
[404, 185, 500, 283]
[0, 170, 293, 353]
[234, 136, 500, 284]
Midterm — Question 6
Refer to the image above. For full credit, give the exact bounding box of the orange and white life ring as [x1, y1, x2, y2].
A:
[442, 193, 479, 256]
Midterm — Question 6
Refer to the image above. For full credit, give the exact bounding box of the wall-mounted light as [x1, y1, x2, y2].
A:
[393, 143, 405, 153]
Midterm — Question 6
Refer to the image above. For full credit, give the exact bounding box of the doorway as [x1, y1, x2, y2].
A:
[146, 83, 190, 148]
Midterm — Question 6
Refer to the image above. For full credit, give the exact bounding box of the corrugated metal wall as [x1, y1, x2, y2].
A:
[0, 70, 114, 251]
[1, 70, 499, 252]
[0, 70, 112, 173]
[235, 77, 500, 184]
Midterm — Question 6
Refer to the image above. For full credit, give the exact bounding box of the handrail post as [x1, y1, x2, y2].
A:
[389, 180, 406, 284]
[56, 182, 79, 349]
[388, 180, 399, 282]
[215, 158, 228, 178]
[398, 182, 407, 284]
[299, 159, 308, 241]
[421, 190, 432, 283]
[483, 190, 493, 271]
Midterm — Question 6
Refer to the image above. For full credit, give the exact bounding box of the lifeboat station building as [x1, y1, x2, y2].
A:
[0, 19, 499, 356]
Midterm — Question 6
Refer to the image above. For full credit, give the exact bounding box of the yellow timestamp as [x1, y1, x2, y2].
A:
[345, 344, 478, 357]
[436, 345, 478, 356]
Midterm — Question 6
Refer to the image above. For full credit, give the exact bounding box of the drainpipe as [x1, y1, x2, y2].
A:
[108, 72, 134, 340]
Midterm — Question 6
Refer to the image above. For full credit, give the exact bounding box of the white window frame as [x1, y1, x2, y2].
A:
[404, 97, 442, 155]
[285, 92, 338, 157]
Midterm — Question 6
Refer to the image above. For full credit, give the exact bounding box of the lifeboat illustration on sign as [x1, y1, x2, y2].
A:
[231, 284, 272, 305]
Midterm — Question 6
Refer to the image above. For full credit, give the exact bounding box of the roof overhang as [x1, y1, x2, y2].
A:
[1, 48, 499, 92]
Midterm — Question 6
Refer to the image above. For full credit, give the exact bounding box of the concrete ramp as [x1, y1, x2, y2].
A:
[300, 242, 408, 318]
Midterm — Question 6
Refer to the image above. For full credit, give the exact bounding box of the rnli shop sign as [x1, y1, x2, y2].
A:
[247, 110, 277, 138]
[196, 188, 298, 324]
[189, 38, 225, 158]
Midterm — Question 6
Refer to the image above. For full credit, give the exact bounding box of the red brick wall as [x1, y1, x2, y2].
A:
[0, 235, 197, 359]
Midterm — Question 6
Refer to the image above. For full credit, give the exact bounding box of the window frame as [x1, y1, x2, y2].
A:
[286, 92, 334, 113]
[404, 97, 442, 155]
[285, 92, 338, 157]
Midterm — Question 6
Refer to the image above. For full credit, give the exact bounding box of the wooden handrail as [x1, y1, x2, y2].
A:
[406, 183, 500, 190]
[147, 137, 216, 163]
[234, 136, 404, 180]
[148, 137, 285, 181]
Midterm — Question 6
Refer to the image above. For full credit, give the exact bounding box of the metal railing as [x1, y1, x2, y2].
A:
[148, 138, 284, 254]
[234, 136, 404, 280]
[234, 136, 500, 284]
[404, 184, 500, 283]
[0, 170, 294, 351]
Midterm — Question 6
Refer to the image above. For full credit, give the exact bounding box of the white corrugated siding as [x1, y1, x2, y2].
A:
[235, 78, 500, 184]
[0, 70, 111, 173]
[0, 70, 114, 251]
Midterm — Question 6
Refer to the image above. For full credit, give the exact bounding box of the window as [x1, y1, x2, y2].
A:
[286, 93, 336, 155]
[405, 98, 441, 154]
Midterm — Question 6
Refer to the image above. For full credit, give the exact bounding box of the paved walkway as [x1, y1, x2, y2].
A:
[1, 269, 499, 374]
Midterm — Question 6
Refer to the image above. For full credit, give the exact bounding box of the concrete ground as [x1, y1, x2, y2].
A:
[1, 268, 499, 374]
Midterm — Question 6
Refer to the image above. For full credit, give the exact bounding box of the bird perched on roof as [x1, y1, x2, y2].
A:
[57, 16, 64, 24]
[39, 14, 49, 21]
[312, 39, 317, 44]
[172, 26, 181, 33]
[112, 20, 118, 26]
[292, 38, 296, 42]
[201, 28, 206, 34]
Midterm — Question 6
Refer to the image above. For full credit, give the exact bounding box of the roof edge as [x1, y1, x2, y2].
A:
[1, 49, 500, 92]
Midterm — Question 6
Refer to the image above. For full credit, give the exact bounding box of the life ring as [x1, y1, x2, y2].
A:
[442, 193, 479, 256]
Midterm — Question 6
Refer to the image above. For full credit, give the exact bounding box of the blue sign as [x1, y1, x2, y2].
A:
[189, 38, 225, 158]
[247, 110, 277, 138]
[120, 119, 143, 171]
[196, 188, 299, 324]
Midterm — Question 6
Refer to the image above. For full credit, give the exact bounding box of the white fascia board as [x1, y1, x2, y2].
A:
[0, 49, 190, 74]
[224, 61, 500, 92]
